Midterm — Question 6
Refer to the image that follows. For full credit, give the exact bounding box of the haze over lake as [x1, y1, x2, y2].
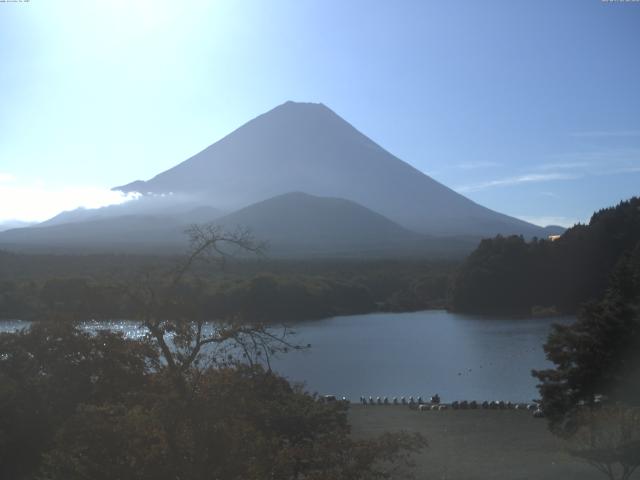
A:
[1, 311, 572, 402]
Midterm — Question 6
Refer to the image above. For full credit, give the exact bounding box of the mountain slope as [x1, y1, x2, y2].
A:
[216, 192, 422, 254]
[40, 195, 220, 228]
[0, 192, 478, 257]
[0, 205, 221, 253]
[0, 220, 36, 233]
[0, 215, 189, 253]
[115, 101, 544, 237]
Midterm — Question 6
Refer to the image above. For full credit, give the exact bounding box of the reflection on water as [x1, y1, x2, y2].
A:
[0, 310, 573, 402]
[0, 319, 148, 340]
[81, 319, 148, 340]
[0, 319, 33, 333]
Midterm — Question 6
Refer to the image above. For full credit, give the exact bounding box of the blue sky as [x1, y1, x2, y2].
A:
[1, 0, 639, 226]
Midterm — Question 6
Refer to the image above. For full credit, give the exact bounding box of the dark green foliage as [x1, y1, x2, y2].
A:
[0, 323, 155, 479]
[452, 197, 640, 315]
[451, 235, 553, 314]
[0, 257, 456, 322]
[532, 244, 640, 434]
[0, 325, 425, 480]
[204, 274, 374, 323]
[452, 197, 640, 436]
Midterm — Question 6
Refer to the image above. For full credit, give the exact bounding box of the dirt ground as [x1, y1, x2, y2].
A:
[348, 405, 610, 480]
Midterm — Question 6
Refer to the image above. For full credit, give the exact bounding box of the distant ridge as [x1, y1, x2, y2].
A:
[0, 220, 35, 233]
[0, 192, 478, 257]
[0, 215, 188, 254]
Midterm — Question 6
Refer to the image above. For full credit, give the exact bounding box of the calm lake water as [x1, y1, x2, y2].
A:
[0, 310, 573, 403]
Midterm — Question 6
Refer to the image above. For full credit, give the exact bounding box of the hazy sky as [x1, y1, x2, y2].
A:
[1, 0, 639, 226]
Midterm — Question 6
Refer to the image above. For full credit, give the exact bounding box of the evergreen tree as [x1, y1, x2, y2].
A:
[533, 243, 640, 434]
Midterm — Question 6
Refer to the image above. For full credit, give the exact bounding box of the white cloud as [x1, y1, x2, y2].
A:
[569, 130, 640, 138]
[0, 173, 16, 183]
[613, 165, 640, 174]
[535, 161, 591, 171]
[545, 148, 640, 165]
[455, 161, 501, 170]
[539, 191, 560, 198]
[455, 172, 580, 193]
[516, 215, 582, 228]
[0, 180, 140, 223]
[456, 151, 640, 194]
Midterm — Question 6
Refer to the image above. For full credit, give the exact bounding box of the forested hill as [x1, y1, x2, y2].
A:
[451, 197, 640, 315]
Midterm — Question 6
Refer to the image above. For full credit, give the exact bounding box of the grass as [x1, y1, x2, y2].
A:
[348, 405, 605, 480]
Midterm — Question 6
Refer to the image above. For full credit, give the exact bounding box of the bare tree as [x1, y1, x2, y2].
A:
[567, 406, 640, 480]
[127, 224, 303, 385]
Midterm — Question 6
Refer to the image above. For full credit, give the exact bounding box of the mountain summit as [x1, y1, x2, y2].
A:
[115, 101, 543, 237]
[0, 102, 549, 255]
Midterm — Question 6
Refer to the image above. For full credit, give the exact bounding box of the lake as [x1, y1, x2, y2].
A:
[0, 310, 573, 403]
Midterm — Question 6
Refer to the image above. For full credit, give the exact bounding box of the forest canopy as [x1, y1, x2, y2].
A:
[0, 255, 454, 322]
[451, 197, 640, 315]
[533, 242, 640, 434]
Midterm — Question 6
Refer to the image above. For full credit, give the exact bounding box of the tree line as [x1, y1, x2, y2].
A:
[451, 197, 640, 315]
[0, 256, 454, 322]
